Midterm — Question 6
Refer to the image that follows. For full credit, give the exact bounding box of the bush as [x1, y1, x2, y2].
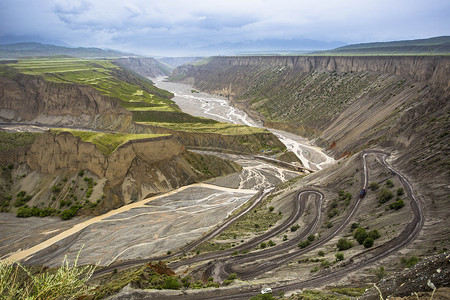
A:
[78, 170, 84, 177]
[60, 205, 82, 220]
[283, 235, 288, 241]
[318, 250, 325, 257]
[363, 237, 374, 248]
[268, 206, 274, 212]
[396, 188, 404, 196]
[337, 238, 353, 251]
[291, 224, 300, 232]
[307, 235, 316, 242]
[389, 199, 405, 210]
[298, 240, 311, 249]
[386, 180, 394, 188]
[260, 242, 267, 249]
[378, 188, 393, 204]
[335, 252, 344, 261]
[369, 182, 379, 191]
[325, 221, 333, 228]
[328, 208, 339, 218]
[368, 229, 381, 240]
[373, 266, 386, 280]
[268, 240, 276, 247]
[162, 277, 181, 290]
[321, 260, 331, 268]
[351, 222, 360, 231]
[401, 256, 420, 268]
[353, 227, 368, 244]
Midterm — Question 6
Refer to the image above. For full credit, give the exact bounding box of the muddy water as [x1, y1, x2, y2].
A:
[154, 78, 334, 170]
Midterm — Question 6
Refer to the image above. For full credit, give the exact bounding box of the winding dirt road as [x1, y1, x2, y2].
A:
[120, 150, 424, 299]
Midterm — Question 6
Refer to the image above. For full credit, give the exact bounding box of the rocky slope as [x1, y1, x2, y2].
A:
[0, 131, 241, 215]
[113, 57, 171, 78]
[0, 68, 133, 131]
[171, 55, 449, 170]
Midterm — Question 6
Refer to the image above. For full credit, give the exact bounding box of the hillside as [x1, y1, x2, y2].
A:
[113, 57, 171, 78]
[313, 36, 450, 55]
[171, 55, 450, 244]
[0, 42, 134, 59]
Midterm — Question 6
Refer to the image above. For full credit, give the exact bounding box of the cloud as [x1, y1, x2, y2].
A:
[0, 0, 449, 55]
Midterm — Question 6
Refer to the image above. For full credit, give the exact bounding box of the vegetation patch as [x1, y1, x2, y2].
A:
[0, 132, 41, 151]
[138, 120, 268, 135]
[50, 129, 169, 156]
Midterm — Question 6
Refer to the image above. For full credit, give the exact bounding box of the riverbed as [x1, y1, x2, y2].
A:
[154, 78, 334, 170]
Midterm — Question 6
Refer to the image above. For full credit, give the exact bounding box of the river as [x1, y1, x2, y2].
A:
[154, 78, 334, 171]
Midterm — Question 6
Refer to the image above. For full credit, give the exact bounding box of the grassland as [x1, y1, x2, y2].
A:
[0, 132, 42, 151]
[51, 129, 169, 156]
[6, 58, 176, 113]
[138, 121, 267, 135]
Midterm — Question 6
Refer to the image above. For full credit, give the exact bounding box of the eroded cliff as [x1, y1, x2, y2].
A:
[1, 131, 241, 215]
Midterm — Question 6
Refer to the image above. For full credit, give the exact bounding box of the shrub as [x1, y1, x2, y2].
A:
[401, 256, 420, 268]
[396, 188, 404, 196]
[162, 276, 181, 290]
[298, 240, 311, 249]
[325, 221, 333, 228]
[318, 250, 325, 257]
[307, 235, 315, 242]
[337, 238, 353, 251]
[78, 170, 84, 177]
[351, 222, 360, 231]
[368, 229, 381, 240]
[328, 208, 339, 218]
[60, 205, 82, 220]
[378, 188, 393, 204]
[260, 242, 267, 249]
[369, 182, 379, 191]
[353, 227, 368, 244]
[321, 260, 331, 268]
[335, 252, 344, 261]
[389, 199, 405, 210]
[291, 224, 300, 232]
[268, 206, 274, 212]
[283, 235, 288, 241]
[268, 240, 276, 247]
[373, 266, 386, 280]
[363, 237, 374, 248]
[52, 186, 61, 194]
[386, 180, 394, 188]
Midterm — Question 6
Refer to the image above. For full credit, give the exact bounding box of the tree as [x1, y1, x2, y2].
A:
[337, 238, 353, 251]
[363, 237, 374, 248]
[353, 227, 368, 244]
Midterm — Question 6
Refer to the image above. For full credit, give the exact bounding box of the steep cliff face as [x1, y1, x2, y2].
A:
[19, 132, 240, 205]
[171, 56, 449, 153]
[171, 56, 450, 199]
[0, 73, 132, 131]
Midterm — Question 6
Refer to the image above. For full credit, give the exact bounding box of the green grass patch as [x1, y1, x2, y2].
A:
[50, 129, 170, 156]
[138, 120, 268, 135]
[0, 132, 42, 151]
[6, 58, 176, 115]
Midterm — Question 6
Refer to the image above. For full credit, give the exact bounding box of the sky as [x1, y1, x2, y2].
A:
[0, 0, 449, 56]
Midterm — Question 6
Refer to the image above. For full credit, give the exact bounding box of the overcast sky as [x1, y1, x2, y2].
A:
[0, 0, 449, 56]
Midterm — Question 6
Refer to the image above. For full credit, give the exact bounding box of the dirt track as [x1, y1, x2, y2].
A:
[110, 150, 424, 299]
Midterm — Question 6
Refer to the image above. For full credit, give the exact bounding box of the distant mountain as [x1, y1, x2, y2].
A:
[313, 36, 450, 55]
[0, 42, 135, 59]
[159, 57, 205, 69]
[191, 38, 346, 55]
